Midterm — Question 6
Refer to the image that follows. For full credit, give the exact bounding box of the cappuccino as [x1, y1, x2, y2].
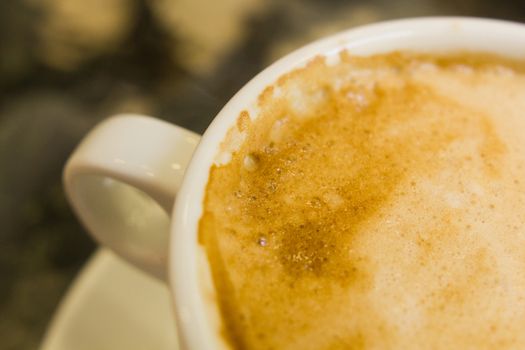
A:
[200, 51, 525, 349]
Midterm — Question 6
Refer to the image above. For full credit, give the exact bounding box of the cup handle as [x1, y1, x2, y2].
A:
[64, 114, 200, 280]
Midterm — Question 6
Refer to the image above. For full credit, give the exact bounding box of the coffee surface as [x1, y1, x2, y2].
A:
[199, 51, 525, 349]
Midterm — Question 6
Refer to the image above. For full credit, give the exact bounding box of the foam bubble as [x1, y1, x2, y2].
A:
[270, 118, 287, 142]
[243, 153, 259, 172]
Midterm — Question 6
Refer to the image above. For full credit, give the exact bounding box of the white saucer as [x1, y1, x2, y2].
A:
[40, 249, 179, 350]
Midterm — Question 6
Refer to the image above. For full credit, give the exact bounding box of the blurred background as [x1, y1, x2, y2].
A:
[1, 0, 524, 349]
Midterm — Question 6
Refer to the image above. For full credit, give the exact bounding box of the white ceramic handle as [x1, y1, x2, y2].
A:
[64, 114, 200, 280]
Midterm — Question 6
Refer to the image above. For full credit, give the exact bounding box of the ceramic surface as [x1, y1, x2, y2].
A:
[40, 249, 178, 350]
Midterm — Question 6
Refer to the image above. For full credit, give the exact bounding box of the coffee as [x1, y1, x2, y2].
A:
[199, 51, 525, 349]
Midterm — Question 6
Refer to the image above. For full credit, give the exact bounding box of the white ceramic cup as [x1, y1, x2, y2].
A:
[64, 17, 525, 349]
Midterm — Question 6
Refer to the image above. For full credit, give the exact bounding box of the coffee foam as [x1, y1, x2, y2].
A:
[200, 51, 525, 349]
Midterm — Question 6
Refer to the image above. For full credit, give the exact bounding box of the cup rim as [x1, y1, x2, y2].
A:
[169, 16, 525, 349]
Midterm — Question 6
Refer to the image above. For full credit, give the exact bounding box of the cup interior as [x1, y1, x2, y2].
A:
[169, 17, 525, 350]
